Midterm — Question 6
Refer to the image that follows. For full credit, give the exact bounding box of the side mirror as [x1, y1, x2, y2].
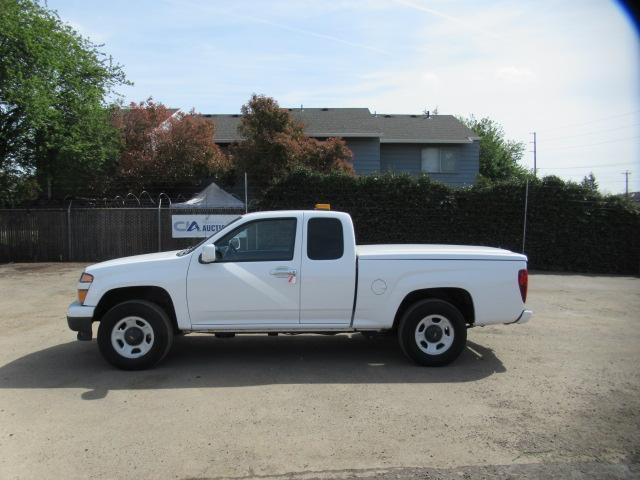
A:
[200, 244, 217, 264]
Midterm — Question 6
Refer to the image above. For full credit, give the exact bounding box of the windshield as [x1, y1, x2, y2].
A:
[176, 216, 242, 256]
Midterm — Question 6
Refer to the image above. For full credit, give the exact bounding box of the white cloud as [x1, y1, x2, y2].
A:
[495, 66, 536, 84]
[391, 0, 503, 40]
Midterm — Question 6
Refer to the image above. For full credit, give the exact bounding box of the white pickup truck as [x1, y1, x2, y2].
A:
[67, 208, 532, 370]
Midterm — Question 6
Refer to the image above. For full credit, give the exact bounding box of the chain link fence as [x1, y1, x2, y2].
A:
[1, 179, 638, 275]
[0, 206, 245, 262]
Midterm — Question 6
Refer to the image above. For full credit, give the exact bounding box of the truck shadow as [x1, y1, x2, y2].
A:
[0, 334, 505, 400]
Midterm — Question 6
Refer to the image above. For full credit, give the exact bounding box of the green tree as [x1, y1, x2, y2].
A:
[0, 0, 128, 204]
[580, 172, 598, 192]
[231, 94, 353, 186]
[459, 116, 529, 181]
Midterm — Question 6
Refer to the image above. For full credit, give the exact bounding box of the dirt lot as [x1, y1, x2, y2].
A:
[0, 263, 639, 479]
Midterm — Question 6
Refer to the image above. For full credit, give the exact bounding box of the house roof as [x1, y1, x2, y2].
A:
[204, 108, 478, 144]
[374, 114, 479, 143]
[203, 114, 243, 142]
[289, 108, 380, 137]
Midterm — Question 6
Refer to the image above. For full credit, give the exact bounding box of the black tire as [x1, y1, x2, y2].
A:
[398, 299, 467, 367]
[97, 300, 174, 370]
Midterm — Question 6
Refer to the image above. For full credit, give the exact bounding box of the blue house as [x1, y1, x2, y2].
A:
[205, 108, 480, 186]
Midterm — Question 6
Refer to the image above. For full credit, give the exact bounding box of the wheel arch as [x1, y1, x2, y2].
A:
[93, 286, 179, 333]
[392, 287, 475, 330]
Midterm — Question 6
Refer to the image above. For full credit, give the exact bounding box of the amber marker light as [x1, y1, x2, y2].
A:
[78, 272, 94, 304]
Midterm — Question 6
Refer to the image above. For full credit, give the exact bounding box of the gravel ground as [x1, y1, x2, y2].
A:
[0, 263, 638, 479]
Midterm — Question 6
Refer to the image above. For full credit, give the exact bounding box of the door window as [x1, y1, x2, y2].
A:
[215, 218, 297, 262]
[307, 218, 344, 260]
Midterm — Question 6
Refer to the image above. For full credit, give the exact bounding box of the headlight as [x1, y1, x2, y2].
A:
[79, 272, 94, 283]
[78, 272, 94, 304]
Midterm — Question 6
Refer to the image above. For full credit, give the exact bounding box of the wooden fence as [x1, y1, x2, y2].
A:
[0, 208, 245, 262]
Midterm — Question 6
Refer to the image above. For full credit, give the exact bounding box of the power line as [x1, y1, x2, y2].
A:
[541, 122, 640, 142]
[537, 110, 640, 133]
[537, 161, 638, 170]
[542, 135, 640, 152]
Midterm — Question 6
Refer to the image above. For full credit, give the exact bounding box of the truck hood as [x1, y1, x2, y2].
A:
[86, 250, 183, 273]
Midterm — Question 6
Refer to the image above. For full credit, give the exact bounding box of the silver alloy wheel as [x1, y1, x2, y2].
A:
[414, 314, 454, 355]
[111, 316, 155, 359]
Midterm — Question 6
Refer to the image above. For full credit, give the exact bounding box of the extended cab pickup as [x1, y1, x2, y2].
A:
[67, 209, 532, 370]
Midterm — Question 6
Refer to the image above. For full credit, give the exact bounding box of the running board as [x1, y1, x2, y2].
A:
[188, 324, 356, 334]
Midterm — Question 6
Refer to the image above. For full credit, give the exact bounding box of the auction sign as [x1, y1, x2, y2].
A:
[171, 214, 238, 238]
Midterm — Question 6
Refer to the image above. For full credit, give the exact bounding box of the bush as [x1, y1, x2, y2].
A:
[259, 169, 640, 275]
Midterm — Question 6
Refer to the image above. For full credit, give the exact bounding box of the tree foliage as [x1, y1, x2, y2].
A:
[459, 116, 529, 181]
[112, 99, 231, 194]
[0, 0, 128, 204]
[581, 172, 598, 192]
[231, 94, 353, 185]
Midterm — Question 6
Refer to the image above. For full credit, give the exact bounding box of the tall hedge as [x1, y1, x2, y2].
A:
[258, 169, 640, 275]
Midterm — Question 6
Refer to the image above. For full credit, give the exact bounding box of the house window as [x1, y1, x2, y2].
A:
[421, 147, 458, 173]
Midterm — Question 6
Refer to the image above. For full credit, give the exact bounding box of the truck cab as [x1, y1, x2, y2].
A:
[186, 210, 357, 328]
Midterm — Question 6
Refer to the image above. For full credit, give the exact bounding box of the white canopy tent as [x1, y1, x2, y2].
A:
[172, 182, 245, 209]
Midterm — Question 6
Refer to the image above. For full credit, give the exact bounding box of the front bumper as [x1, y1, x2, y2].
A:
[67, 301, 95, 341]
[505, 309, 533, 325]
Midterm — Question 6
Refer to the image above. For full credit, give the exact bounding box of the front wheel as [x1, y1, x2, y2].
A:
[398, 299, 467, 366]
[97, 300, 174, 370]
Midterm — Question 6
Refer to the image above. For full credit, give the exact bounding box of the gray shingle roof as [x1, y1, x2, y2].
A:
[374, 114, 479, 143]
[290, 108, 380, 137]
[204, 108, 478, 143]
[202, 114, 242, 142]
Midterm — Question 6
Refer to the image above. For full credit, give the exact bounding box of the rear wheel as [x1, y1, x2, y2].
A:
[97, 300, 174, 370]
[398, 299, 467, 366]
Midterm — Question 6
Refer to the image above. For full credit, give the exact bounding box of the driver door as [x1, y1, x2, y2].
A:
[186, 215, 302, 326]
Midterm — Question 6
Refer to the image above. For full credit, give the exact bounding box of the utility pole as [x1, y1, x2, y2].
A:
[530, 132, 537, 176]
[622, 170, 631, 196]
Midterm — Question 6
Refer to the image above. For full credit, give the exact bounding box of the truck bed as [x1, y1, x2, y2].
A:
[356, 244, 527, 261]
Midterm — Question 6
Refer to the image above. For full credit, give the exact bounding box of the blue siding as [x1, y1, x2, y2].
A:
[345, 138, 380, 174]
[380, 141, 479, 186]
[380, 144, 421, 174]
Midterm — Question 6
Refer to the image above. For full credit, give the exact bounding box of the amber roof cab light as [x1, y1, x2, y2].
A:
[315, 203, 331, 210]
[518, 269, 528, 303]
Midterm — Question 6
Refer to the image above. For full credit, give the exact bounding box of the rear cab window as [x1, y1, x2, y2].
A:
[307, 218, 344, 260]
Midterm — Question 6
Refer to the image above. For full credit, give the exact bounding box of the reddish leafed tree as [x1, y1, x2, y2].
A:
[111, 99, 172, 180]
[112, 98, 231, 193]
[232, 94, 353, 186]
[303, 137, 354, 174]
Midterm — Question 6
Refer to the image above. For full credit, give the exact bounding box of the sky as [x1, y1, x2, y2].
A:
[50, 0, 640, 194]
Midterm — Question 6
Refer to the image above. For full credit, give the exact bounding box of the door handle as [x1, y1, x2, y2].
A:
[270, 267, 297, 278]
